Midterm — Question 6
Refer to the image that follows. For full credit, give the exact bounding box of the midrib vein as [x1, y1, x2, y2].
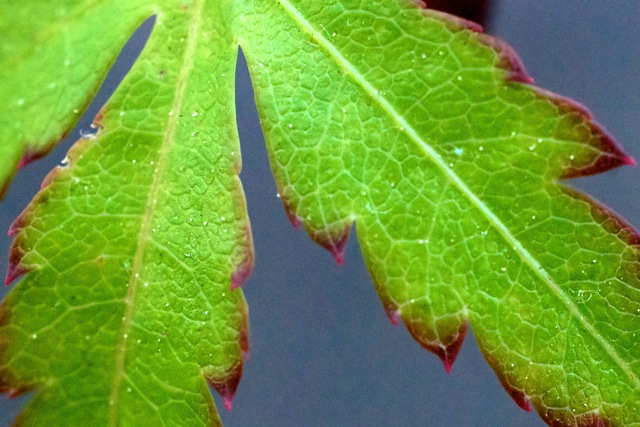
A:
[275, 0, 639, 388]
[107, 1, 205, 423]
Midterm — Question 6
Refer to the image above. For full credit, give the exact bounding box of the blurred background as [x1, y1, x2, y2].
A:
[2, 1, 639, 425]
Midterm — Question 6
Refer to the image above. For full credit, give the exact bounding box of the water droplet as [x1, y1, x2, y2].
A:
[288, 123, 293, 128]
[192, 112, 198, 117]
[143, 282, 149, 287]
[31, 334, 37, 339]
[454, 148, 463, 156]
[478, 146, 484, 151]
[569, 155, 575, 160]
[592, 259, 597, 263]
[165, 303, 170, 307]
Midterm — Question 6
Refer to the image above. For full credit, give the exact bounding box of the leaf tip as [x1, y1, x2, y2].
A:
[475, 33, 533, 84]
[438, 325, 467, 374]
[404, 318, 468, 373]
[504, 384, 532, 412]
[207, 362, 243, 413]
[223, 396, 234, 412]
[5, 244, 30, 285]
[308, 223, 351, 266]
[385, 308, 401, 326]
[4, 264, 26, 286]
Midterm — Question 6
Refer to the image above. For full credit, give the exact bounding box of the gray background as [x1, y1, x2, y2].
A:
[2, 2, 639, 426]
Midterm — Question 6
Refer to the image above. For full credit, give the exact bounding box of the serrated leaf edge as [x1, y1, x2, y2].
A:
[272, 0, 640, 393]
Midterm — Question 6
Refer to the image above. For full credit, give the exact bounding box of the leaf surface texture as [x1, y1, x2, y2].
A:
[1, 1, 639, 425]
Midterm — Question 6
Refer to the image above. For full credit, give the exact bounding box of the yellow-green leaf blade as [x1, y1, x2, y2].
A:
[1, 2, 250, 425]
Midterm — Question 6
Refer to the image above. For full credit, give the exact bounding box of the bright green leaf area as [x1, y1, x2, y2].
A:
[1, 1, 639, 426]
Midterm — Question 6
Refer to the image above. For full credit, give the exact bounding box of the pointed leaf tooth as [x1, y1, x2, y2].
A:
[4, 243, 30, 286]
[7, 212, 28, 238]
[307, 223, 352, 265]
[6, 386, 32, 399]
[4, 263, 29, 287]
[503, 383, 532, 413]
[17, 145, 52, 170]
[376, 290, 401, 325]
[520, 88, 635, 178]
[403, 316, 468, 374]
[206, 361, 243, 413]
[385, 307, 401, 326]
[475, 33, 533, 84]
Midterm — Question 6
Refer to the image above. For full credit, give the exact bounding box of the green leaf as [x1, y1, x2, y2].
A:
[0, 1, 154, 197]
[1, 1, 639, 426]
[1, 1, 250, 425]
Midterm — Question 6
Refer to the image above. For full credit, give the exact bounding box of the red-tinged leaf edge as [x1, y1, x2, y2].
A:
[205, 301, 249, 411]
[563, 185, 640, 249]
[206, 362, 243, 412]
[230, 223, 255, 290]
[16, 131, 69, 171]
[277, 189, 303, 229]
[423, 3, 634, 176]
[4, 243, 30, 286]
[531, 89, 636, 179]
[307, 223, 352, 265]
[476, 341, 534, 413]
[405, 318, 468, 373]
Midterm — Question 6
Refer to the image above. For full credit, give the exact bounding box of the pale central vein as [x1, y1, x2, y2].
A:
[107, 1, 205, 423]
[275, 0, 639, 388]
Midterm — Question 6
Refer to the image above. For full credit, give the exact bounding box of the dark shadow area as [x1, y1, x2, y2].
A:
[427, 0, 492, 26]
